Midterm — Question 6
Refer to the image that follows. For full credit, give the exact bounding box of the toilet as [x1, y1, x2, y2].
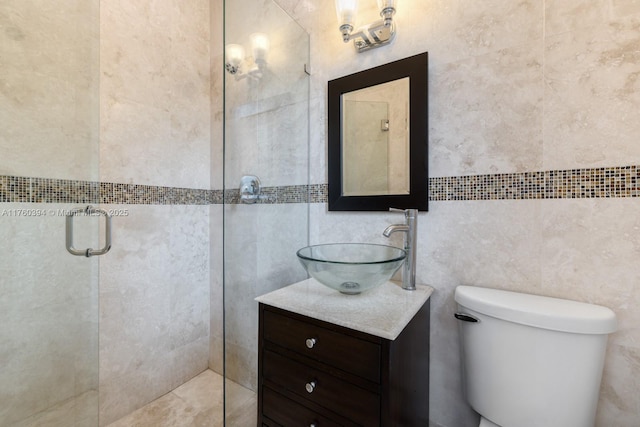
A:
[454, 286, 617, 427]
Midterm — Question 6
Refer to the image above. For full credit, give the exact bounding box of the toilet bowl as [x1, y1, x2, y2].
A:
[455, 286, 617, 427]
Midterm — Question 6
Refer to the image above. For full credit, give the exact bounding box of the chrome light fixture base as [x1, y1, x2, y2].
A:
[348, 19, 396, 52]
[335, 0, 398, 53]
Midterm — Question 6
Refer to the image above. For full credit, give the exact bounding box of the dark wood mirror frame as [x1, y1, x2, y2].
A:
[327, 52, 428, 211]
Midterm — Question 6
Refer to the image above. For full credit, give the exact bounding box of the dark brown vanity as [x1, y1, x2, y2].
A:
[256, 279, 432, 426]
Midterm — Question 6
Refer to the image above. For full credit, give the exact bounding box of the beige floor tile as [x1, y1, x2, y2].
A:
[224, 379, 255, 416]
[225, 393, 256, 427]
[173, 370, 224, 412]
[105, 369, 254, 427]
[15, 390, 98, 427]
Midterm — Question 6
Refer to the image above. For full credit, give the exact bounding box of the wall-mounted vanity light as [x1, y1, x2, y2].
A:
[335, 0, 397, 52]
[225, 33, 270, 79]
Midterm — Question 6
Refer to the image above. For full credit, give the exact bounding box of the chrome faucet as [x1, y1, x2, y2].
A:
[383, 208, 418, 290]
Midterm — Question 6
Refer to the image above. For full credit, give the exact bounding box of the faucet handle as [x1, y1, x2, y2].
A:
[389, 207, 418, 218]
[388, 207, 406, 214]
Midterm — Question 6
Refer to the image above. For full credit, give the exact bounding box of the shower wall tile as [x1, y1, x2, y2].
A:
[221, 0, 312, 396]
[0, 203, 99, 426]
[97, 1, 213, 421]
[100, 0, 211, 190]
[98, 205, 210, 425]
[222, 203, 259, 391]
[0, 176, 30, 202]
[308, 93, 327, 185]
[210, 0, 224, 192]
[0, 0, 99, 182]
[224, 97, 309, 188]
[257, 101, 310, 187]
[31, 179, 100, 204]
[224, 0, 309, 190]
[223, 203, 309, 390]
[209, 205, 224, 373]
[224, 342, 258, 392]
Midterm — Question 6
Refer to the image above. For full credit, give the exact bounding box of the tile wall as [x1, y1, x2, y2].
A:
[4, 1, 640, 427]
[221, 0, 311, 393]
[2, 1, 217, 425]
[0, 1, 100, 426]
[97, 1, 214, 424]
[275, 0, 640, 426]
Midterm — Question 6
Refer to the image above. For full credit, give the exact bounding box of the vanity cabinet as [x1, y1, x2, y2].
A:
[257, 300, 430, 427]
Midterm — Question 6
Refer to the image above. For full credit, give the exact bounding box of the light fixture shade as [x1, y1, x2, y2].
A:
[225, 44, 245, 67]
[335, 0, 358, 27]
[377, 0, 396, 10]
[250, 33, 270, 64]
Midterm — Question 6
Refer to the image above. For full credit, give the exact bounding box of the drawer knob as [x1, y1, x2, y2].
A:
[305, 338, 317, 349]
[305, 380, 317, 393]
[309, 424, 317, 427]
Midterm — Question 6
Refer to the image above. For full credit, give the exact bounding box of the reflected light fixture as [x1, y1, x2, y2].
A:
[250, 32, 270, 65]
[335, 0, 397, 52]
[225, 33, 270, 80]
[224, 44, 245, 74]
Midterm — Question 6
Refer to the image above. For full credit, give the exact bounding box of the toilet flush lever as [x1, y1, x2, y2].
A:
[454, 312, 479, 323]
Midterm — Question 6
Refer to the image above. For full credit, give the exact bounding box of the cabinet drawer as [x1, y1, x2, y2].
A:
[263, 386, 342, 427]
[263, 308, 381, 382]
[264, 350, 380, 427]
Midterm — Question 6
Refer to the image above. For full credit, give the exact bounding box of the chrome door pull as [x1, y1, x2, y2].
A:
[66, 205, 112, 257]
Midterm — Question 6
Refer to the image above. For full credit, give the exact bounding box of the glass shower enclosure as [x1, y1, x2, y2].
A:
[1, 0, 309, 425]
[223, 0, 310, 424]
[0, 1, 101, 425]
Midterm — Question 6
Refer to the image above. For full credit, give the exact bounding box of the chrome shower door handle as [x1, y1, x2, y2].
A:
[66, 205, 112, 257]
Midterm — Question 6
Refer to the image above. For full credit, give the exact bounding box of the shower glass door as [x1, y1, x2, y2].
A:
[0, 1, 100, 426]
[223, 0, 310, 424]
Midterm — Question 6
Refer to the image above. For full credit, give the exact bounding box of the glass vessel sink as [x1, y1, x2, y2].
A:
[296, 243, 406, 295]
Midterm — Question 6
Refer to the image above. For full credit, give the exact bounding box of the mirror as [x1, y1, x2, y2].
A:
[342, 77, 410, 197]
[328, 52, 428, 211]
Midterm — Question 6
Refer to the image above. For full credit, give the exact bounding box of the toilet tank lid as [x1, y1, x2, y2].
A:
[454, 286, 617, 334]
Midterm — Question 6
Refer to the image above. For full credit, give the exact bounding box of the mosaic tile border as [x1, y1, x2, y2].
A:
[0, 176, 222, 205]
[2, 166, 639, 205]
[429, 166, 639, 201]
[223, 184, 311, 204]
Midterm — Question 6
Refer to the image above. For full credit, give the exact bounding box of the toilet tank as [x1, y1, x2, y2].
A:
[455, 286, 616, 427]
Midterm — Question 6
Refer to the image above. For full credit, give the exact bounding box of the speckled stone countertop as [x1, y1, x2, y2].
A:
[255, 278, 434, 340]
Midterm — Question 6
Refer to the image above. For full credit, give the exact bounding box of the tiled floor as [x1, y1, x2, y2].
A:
[106, 370, 256, 427]
[12, 390, 99, 427]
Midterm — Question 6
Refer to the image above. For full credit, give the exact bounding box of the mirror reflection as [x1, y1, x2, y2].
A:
[328, 52, 428, 211]
[342, 78, 410, 196]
